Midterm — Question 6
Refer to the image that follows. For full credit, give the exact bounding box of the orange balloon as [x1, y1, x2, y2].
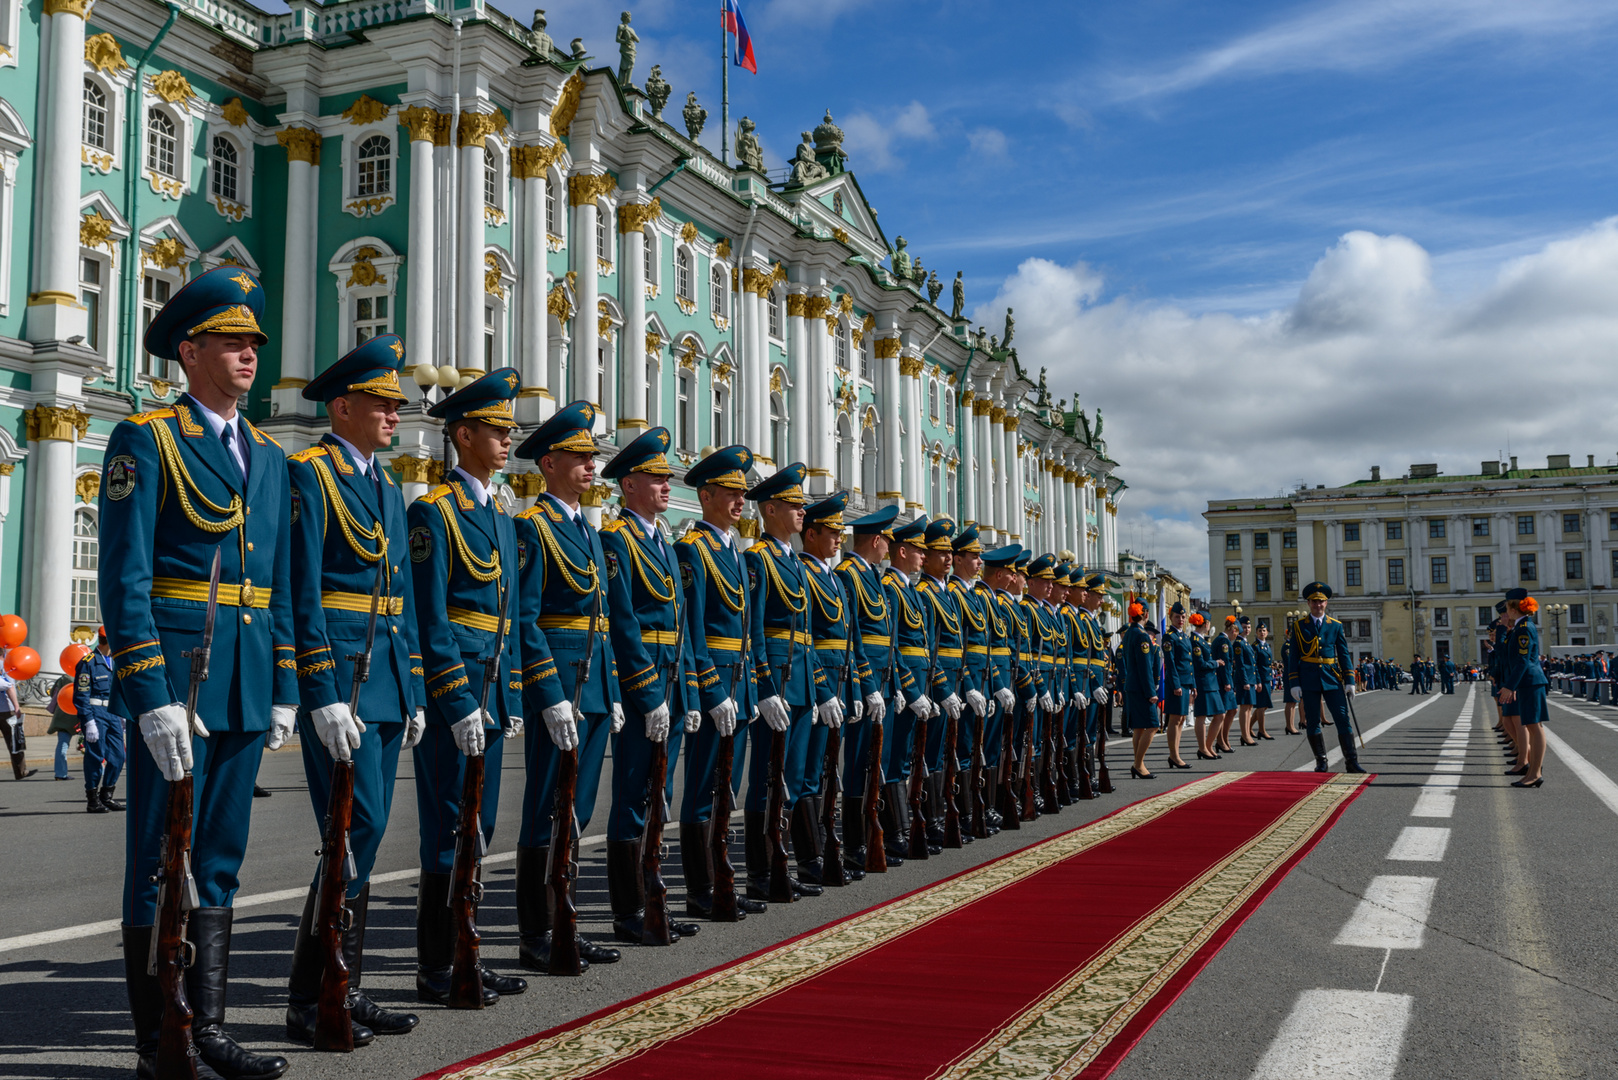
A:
[4, 646, 40, 681]
[59, 644, 91, 674]
[0, 615, 25, 649]
[56, 683, 77, 715]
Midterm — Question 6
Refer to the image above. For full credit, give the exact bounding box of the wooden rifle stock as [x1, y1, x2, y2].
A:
[766, 611, 797, 903]
[314, 760, 356, 1048]
[549, 581, 597, 976]
[906, 712, 929, 859]
[941, 677, 963, 849]
[710, 639, 749, 922]
[969, 700, 989, 839]
[1019, 704, 1038, 821]
[641, 586, 686, 947]
[999, 646, 1024, 829]
[152, 773, 200, 1080]
[1098, 680, 1115, 794]
[1041, 700, 1061, 814]
[862, 707, 886, 872]
[447, 753, 486, 1007]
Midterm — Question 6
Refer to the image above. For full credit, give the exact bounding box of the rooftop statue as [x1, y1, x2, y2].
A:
[891, 236, 912, 281]
[788, 131, 828, 186]
[645, 65, 671, 119]
[530, 9, 553, 55]
[1003, 307, 1015, 348]
[615, 12, 638, 87]
[683, 92, 707, 140]
[571, 37, 587, 59]
[927, 271, 943, 305]
[951, 271, 965, 320]
[736, 116, 765, 173]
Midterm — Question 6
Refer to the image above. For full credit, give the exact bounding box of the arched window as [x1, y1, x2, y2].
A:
[676, 369, 694, 451]
[645, 358, 658, 423]
[944, 386, 955, 427]
[712, 384, 729, 445]
[211, 136, 239, 202]
[946, 456, 958, 514]
[356, 134, 390, 196]
[83, 80, 107, 149]
[928, 377, 940, 422]
[931, 454, 943, 515]
[354, 293, 389, 346]
[767, 290, 780, 339]
[710, 264, 727, 318]
[836, 414, 853, 490]
[836, 327, 849, 371]
[770, 391, 786, 464]
[72, 508, 100, 624]
[676, 248, 692, 301]
[545, 182, 557, 234]
[643, 233, 654, 281]
[596, 210, 609, 262]
[483, 146, 498, 206]
[146, 109, 176, 177]
[860, 425, 879, 497]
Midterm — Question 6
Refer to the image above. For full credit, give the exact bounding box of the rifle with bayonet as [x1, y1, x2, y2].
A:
[969, 585, 991, 840]
[150, 546, 220, 1079]
[1041, 623, 1063, 815]
[909, 598, 938, 860]
[864, 572, 896, 874]
[998, 599, 1023, 830]
[767, 596, 798, 904]
[447, 582, 509, 1006]
[641, 566, 684, 946]
[1020, 607, 1040, 821]
[819, 630, 852, 887]
[548, 578, 599, 975]
[313, 560, 383, 1047]
[710, 629, 749, 921]
[1075, 612, 1096, 801]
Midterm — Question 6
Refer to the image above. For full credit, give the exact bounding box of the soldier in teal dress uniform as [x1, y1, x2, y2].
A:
[1068, 570, 1111, 788]
[952, 525, 1011, 828]
[510, 401, 624, 971]
[1161, 601, 1195, 768]
[1284, 582, 1365, 774]
[1021, 554, 1062, 814]
[743, 463, 835, 899]
[100, 266, 295, 1080]
[834, 505, 903, 863]
[980, 545, 1025, 823]
[73, 628, 126, 813]
[883, 516, 939, 855]
[916, 518, 980, 842]
[407, 368, 530, 1004]
[597, 427, 702, 944]
[283, 336, 423, 1043]
[674, 446, 766, 918]
[800, 491, 874, 881]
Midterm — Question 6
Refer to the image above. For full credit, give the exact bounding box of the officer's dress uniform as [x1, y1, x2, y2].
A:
[282, 340, 424, 1042]
[882, 516, 932, 853]
[510, 401, 623, 970]
[917, 564, 969, 842]
[100, 267, 295, 1080]
[1163, 623, 1194, 720]
[835, 507, 899, 865]
[1284, 583, 1363, 773]
[951, 528, 1004, 825]
[408, 370, 529, 1003]
[1500, 602, 1548, 729]
[597, 427, 702, 945]
[1441, 658, 1457, 695]
[1020, 555, 1061, 809]
[1211, 630, 1234, 718]
[673, 448, 762, 919]
[74, 647, 125, 811]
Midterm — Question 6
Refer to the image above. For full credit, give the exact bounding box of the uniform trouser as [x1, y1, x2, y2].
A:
[983, 695, 1004, 768]
[519, 709, 610, 847]
[1063, 688, 1087, 748]
[607, 712, 686, 841]
[888, 659, 927, 782]
[744, 702, 814, 812]
[300, 715, 405, 898]
[1301, 690, 1359, 763]
[800, 719, 831, 799]
[679, 713, 748, 824]
[925, 671, 963, 774]
[413, 723, 504, 873]
[84, 714, 127, 791]
[123, 728, 265, 923]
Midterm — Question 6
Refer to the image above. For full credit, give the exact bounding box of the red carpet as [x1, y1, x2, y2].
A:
[423, 771, 1369, 1080]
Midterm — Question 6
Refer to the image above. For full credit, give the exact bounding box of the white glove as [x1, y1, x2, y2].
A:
[852, 695, 864, 721]
[268, 705, 297, 748]
[865, 692, 886, 725]
[543, 702, 579, 749]
[1094, 687, 1109, 706]
[1026, 698, 1040, 718]
[709, 697, 739, 737]
[452, 709, 488, 756]
[310, 702, 365, 761]
[1073, 691, 1090, 710]
[611, 702, 625, 733]
[994, 687, 1015, 713]
[1290, 686, 1303, 702]
[817, 697, 844, 729]
[759, 694, 790, 732]
[909, 695, 931, 719]
[83, 719, 100, 743]
[139, 704, 192, 781]
[405, 708, 426, 748]
[685, 710, 702, 735]
[893, 689, 907, 715]
[505, 715, 524, 739]
[1055, 693, 1067, 711]
[1040, 692, 1056, 712]
[966, 689, 987, 718]
[645, 702, 671, 742]
[942, 693, 964, 720]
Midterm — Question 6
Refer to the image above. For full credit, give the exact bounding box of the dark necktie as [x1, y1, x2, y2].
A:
[221, 423, 247, 485]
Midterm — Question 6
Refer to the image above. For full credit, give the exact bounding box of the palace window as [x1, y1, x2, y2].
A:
[644, 359, 657, 425]
[596, 209, 610, 262]
[1473, 517, 1490, 537]
[353, 294, 388, 346]
[1474, 554, 1492, 583]
[676, 248, 692, 302]
[1478, 606, 1493, 626]
[928, 377, 939, 421]
[1517, 514, 1535, 535]
[146, 109, 177, 177]
[1434, 607, 1449, 628]
[712, 384, 729, 446]
[1519, 553, 1537, 580]
[1386, 521, 1402, 541]
[1431, 556, 1448, 584]
[1255, 567, 1270, 593]
[83, 80, 107, 149]
[946, 454, 958, 512]
[837, 327, 850, 371]
[545, 183, 557, 234]
[768, 290, 781, 339]
[1345, 560, 1361, 587]
[140, 273, 172, 378]
[1356, 620, 1372, 638]
[1430, 519, 1446, 539]
[931, 454, 943, 514]
[79, 257, 103, 354]
[643, 231, 655, 282]
[1566, 550, 1583, 581]
[710, 264, 727, 318]
[72, 508, 100, 624]
[1282, 529, 1297, 549]
[861, 425, 878, 496]
[675, 370, 694, 452]
[1254, 532, 1269, 550]
[1564, 512, 1582, 533]
[1284, 566, 1299, 592]
[1225, 533, 1241, 551]
[944, 386, 955, 427]
[483, 146, 499, 207]
[484, 304, 497, 368]
[210, 136, 239, 203]
[1226, 568, 1242, 593]
[860, 340, 871, 380]
[1571, 603, 1587, 625]
[1343, 522, 1360, 542]
[1387, 558, 1404, 586]
[770, 391, 786, 464]
[358, 135, 390, 197]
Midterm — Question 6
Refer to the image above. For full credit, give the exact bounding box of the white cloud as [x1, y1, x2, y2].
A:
[976, 218, 1618, 595]
[840, 101, 936, 172]
[966, 126, 1009, 160]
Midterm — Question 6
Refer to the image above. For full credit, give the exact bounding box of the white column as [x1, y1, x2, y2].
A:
[274, 127, 320, 417]
[25, 410, 78, 673]
[1004, 419, 1023, 543]
[786, 291, 808, 467]
[901, 356, 924, 513]
[456, 121, 485, 375]
[808, 300, 832, 489]
[24, 0, 88, 342]
[569, 175, 599, 405]
[747, 282, 768, 459]
[879, 338, 902, 506]
[618, 208, 647, 439]
[977, 401, 996, 539]
[960, 391, 977, 526]
[405, 122, 437, 372]
[517, 167, 549, 423]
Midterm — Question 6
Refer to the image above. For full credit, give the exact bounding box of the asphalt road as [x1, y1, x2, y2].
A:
[2, 685, 1614, 1079]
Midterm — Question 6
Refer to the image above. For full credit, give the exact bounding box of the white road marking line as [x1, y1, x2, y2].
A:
[1539, 710, 1618, 817]
[1249, 989, 1414, 1080]
[1292, 693, 1444, 771]
[1411, 789, 1456, 817]
[1386, 826, 1450, 862]
[1334, 875, 1438, 949]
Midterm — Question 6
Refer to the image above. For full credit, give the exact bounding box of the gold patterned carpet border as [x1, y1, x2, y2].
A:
[432, 773, 1244, 1080]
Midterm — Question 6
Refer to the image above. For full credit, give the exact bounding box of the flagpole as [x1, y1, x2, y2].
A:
[721, 0, 730, 165]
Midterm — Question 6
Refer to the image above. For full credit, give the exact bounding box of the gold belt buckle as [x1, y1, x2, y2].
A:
[240, 578, 255, 608]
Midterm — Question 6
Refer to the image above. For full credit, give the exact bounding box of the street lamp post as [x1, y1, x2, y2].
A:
[1546, 603, 1568, 647]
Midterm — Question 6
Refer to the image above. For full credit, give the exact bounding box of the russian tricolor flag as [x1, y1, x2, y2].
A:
[723, 0, 756, 73]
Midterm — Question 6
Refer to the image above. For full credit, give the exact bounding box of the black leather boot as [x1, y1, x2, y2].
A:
[680, 823, 720, 919]
[570, 847, 623, 965]
[925, 774, 946, 849]
[841, 795, 870, 876]
[187, 908, 290, 1079]
[128, 923, 223, 1080]
[286, 886, 376, 1047]
[744, 810, 772, 900]
[880, 782, 909, 864]
[415, 872, 499, 1005]
[1307, 732, 1329, 773]
[608, 839, 649, 943]
[346, 887, 417, 1035]
[515, 845, 577, 973]
[86, 788, 107, 813]
[790, 799, 825, 885]
[100, 785, 126, 811]
[1335, 721, 1366, 773]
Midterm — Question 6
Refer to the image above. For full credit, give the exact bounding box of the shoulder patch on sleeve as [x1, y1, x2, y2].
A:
[681, 560, 695, 590]
[409, 524, 433, 563]
[289, 486, 301, 524]
[606, 549, 620, 579]
[105, 455, 137, 501]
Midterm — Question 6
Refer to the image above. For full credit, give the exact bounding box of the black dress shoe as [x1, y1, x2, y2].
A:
[842, 857, 867, 880]
[1505, 765, 1528, 776]
[796, 858, 825, 886]
[285, 1004, 376, 1047]
[883, 843, 908, 865]
[1167, 759, 1192, 769]
[516, 932, 588, 976]
[790, 876, 824, 898]
[579, 938, 622, 964]
[253, 784, 272, 798]
[478, 964, 527, 996]
[350, 992, 418, 1036]
[1130, 767, 1156, 780]
[672, 919, 701, 938]
[737, 895, 768, 914]
[1196, 750, 1219, 761]
[1344, 764, 1368, 774]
